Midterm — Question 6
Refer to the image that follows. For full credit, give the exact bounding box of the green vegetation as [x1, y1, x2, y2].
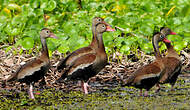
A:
[0, 0, 189, 57]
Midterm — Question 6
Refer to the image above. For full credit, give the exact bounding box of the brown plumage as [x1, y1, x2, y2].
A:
[121, 32, 172, 96]
[156, 27, 182, 92]
[56, 17, 115, 94]
[6, 28, 57, 99]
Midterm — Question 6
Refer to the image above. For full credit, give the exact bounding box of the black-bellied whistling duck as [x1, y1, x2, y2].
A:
[121, 32, 172, 96]
[5, 28, 57, 99]
[156, 27, 182, 92]
[56, 17, 115, 94]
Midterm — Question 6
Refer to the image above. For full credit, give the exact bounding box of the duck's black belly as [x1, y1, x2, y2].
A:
[67, 65, 97, 82]
[134, 77, 159, 90]
[18, 65, 49, 85]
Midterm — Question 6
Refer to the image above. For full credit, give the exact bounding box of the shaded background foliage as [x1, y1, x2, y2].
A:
[0, 0, 190, 57]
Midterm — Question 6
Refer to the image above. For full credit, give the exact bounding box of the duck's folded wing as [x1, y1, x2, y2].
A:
[125, 61, 163, 85]
[67, 53, 96, 75]
[6, 58, 47, 82]
[57, 47, 93, 71]
[57, 53, 96, 81]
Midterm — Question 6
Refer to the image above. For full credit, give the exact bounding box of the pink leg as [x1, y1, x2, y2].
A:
[81, 81, 88, 94]
[86, 83, 90, 88]
[28, 84, 35, 99]
[144, 90, 148, 97]
[81, 81, 84, 92]
[83, 82, 88, 94]
[140, 89, 143, 96]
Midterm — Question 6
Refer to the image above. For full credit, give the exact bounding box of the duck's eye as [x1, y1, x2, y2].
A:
[102, 25, 105, 28]
[46, 31, 49, 33]
[160, 35, 164, 39]
[97, 18, 101, 22]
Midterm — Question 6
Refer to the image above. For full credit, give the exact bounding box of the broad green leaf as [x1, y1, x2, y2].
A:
[120, 45, 130, 55]
[57, 43, 69, 54]
[30, 0, 40, 9]
[47, 16, 57, 26]
[11, 28, 20, 36]
[40, 0, 48, 9]
[141, 42, 153, 53]
[7, 3, 21, 11]
[21, 37, 34, 50]
[4, 23, 12, 35]
[45, 0, 56, 11]
[11, 15, 27, 26]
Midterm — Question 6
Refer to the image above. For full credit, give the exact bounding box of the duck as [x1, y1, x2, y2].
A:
[156, 27, 182, 92]
[5, 28, 57, 99]
[56, 17, 115, 94]
[121, 32, 171, 96]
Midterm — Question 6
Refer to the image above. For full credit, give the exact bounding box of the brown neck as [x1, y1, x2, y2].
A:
[96, 32, 105, 51]
[165, 43, 179, 58]
[90, 23, 98, 47]
[40, 37, 49, 58]
[152, 36, 161, 59]
[90, 31, 105, 52]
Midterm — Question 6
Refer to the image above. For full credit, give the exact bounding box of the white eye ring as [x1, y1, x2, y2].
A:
[160, 35, 164, 39]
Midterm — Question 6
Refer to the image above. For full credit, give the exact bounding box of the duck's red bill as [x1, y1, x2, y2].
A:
[170, 32, 177, 35]
[49, 33, 58, 39]
[163, 38, 171, 43]
[106, 26, 115, 31]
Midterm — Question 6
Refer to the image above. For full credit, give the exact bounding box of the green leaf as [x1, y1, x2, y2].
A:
[120, 45, 130, 55]
[11, 15, 26, 26]
[47, 16, 57, 26]
[34, 8, 44, 17]
[11, 28, 20, 36]
[21, 37, 34, 50]
[0, 15, 7, 23]
[139, 24, 153, 36]
[173, 17, 181, 25]
[30, 0, 40, 9]
[45, 0, 56, 11]
[174, 44, 184, 51]
[141, 42, 153, 53]
[41, 0, 56, 11]
[23, 30, 39, 41]
[5, 46, 12, 53]
[4, 23, 12, 35]
[57, 43, 69, 54]
[40, 0, 48, 9]
[7, 3, 21, 11]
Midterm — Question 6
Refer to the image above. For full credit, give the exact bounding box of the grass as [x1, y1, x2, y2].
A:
[0, 76, 190, 109]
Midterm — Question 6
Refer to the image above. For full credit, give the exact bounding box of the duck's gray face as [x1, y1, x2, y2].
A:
[160, 27, 176, 36]
[40, 28, 57, 39]
[153, 32, 171, 44]
[92, 17, 104, 26]
[96, 23, 115, 33]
